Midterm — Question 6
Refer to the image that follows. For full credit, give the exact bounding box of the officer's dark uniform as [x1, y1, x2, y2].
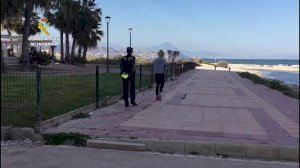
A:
[120, 48, 136, 107]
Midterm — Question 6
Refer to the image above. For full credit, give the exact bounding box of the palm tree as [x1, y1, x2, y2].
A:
[64, 0, 81, 62]
[70, 2, 81, 59]
[14, 12, 41, 36]
[19, 0, 55, 66]
[45, 1, 67, 63]
[76, 0, 103, 62]
[82, 29, 103, 62]
[1, 0, 23, 22]
[1, 0, 23, 53]
[46, 0, 81, 63]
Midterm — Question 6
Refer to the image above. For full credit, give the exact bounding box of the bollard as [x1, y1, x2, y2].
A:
[139, 64, 142, 90]
[171, 62, 173, 80]
[151, 64, 154, 84]
[165, 66, 168, 82]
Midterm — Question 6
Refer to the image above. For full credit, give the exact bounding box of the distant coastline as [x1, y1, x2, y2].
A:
[199, 61, 299, 86]
[202, 58, 299, 67]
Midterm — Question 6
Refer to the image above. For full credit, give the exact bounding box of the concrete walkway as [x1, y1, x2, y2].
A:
[1, 146, 298, 168]
[44, 68, 299, 147]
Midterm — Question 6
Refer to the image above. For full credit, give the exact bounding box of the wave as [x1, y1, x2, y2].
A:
[229, 63, 299, 68]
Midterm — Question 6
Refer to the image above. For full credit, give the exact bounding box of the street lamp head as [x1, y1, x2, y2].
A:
[128, 28, 133, 33]
[105, 16, 111, 23]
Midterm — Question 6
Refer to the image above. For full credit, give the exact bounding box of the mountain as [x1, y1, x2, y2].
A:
[151, 42, 180, 51]
[148, 42, 188, 58]
[80, 42, 224, 60]
[182, 50, 224, 58]
[149, 42, 225, 58]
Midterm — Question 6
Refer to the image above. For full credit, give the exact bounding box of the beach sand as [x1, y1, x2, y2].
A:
[199, 63, 299, 76]
[228, 64, 299, 73]
[198, 63, 299, 92]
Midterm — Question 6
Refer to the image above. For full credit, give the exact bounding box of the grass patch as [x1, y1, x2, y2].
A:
[43, 132, 90, 146]
[1, 73, 152, 127]
[238, 72, 299, 99]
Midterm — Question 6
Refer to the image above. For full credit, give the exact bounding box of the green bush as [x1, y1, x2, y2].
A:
[43, 132, 90, 146]
[238, 72, 299, 99]
[69, 55, 86, 65]
[22, 47, 56, 65]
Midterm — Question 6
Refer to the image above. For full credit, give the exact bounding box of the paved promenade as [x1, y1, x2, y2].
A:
[44, 67, 299, 147]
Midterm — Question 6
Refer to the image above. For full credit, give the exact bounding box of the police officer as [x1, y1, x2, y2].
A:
[120, 47, 137, 107]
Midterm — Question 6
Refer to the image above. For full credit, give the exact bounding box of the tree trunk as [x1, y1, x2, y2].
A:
[7, 29, 14, 53]
[20, 0, 33, 65]
[77, 45, 82, 58]
[1, 45, 5, 69]
[71, 37, 76, 59]
[60, 31, 65, 63]
[65, 32, 70, 62]
[82, 45, 88, 63]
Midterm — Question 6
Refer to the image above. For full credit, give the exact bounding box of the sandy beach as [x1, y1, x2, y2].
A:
[198, 63, 299, 92]
[228, 64, 299, 73]
[199, 63, 299, 76]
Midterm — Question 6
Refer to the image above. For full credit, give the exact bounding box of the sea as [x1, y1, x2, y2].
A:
[202, 59, 299, 85]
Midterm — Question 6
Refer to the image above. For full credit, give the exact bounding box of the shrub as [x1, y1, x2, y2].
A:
[43, 132, 90, 146]
[238, 72, 299, 99]
[1, 50, 4, 68]
[69, 55, 86, 65]
[20, 47, 56, 66]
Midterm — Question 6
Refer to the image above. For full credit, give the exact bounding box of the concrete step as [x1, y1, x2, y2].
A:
[86, 139, 146, 151]
[87, 138, 299, 161]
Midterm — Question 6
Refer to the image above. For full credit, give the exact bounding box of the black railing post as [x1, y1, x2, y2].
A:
[175, 63, 178, 77]
[139, 64, 142, 90]
[151, 64, 154, 84]
[170, 62, 173, 80]
[96, 65, 99, 108]
[165, 64, 168, 82]
[35, 69, 42, 133]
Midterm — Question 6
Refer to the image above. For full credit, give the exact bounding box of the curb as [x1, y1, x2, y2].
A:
[89, 137, 299, 161]
[86, 139, 145, 151]
[1, 126, 43, 142]
[41, 95, 122, 130]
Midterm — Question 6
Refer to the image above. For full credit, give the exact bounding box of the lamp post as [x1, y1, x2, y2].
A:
[128, 28, 132, 47]
[50, 45, 56, 58]
[50, 44, 56, 64]
[105, 16, 111, 73]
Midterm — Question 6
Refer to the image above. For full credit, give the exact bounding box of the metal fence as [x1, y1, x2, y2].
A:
[1, 63, 195, 131]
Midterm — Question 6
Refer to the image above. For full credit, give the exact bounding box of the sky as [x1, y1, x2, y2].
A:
[49, 0, 299, 59]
